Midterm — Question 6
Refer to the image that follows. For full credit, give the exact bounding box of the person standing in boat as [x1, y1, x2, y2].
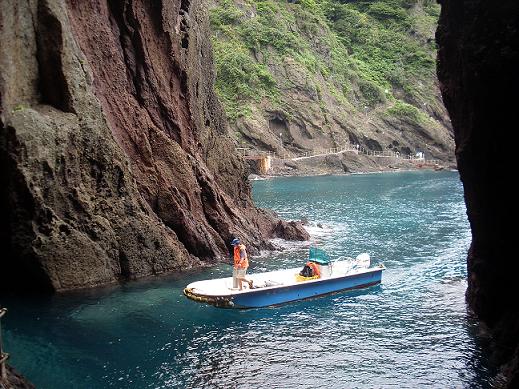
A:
[231, 238, 253, 290]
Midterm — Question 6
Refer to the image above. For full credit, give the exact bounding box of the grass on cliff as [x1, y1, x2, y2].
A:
[212, 39, 278, 119]
[325, 0, 438, 97]
[209, 0, 440, 121]
[385, 100, 431, 126]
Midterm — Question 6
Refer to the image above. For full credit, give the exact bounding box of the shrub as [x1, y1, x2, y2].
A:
[209, 0, 242, 28]
[368, 2, 409, 24]
[212, 39, 278, 120]
[386, 100, 428, 125]
[358, 78, 386, 107]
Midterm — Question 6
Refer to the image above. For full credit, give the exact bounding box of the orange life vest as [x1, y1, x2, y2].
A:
[234, 244, 248, 269]
[306, 261, 320, 278]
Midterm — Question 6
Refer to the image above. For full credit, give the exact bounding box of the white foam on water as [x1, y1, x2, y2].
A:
[306, 221, 350, 239]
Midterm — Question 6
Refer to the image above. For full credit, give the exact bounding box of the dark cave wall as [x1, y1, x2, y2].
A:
[437, 0, 519, 386]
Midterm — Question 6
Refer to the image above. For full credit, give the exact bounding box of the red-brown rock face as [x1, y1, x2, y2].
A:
[0, 0, 308, 292]
[437, 1, 519, 386]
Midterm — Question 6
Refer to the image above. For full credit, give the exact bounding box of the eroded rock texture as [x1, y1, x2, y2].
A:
[437, 1, 519, 386]
[3, 365, 36, 389]
[0, 0, 308, 292]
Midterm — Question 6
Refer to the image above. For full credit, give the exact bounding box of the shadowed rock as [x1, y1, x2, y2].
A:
[437, 1, 519, 386]
[3, 366, 36, 389]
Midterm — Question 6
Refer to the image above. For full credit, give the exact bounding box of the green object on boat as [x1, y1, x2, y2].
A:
[309, 246, 330, 265]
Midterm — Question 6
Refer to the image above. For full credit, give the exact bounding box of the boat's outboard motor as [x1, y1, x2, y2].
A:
[355, 253, 371, 269]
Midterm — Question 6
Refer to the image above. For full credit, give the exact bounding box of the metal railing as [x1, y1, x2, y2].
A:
[238, 142, 442, 167]
[286, 143, 429, 162]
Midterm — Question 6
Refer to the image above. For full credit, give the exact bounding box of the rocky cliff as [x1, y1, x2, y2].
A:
[3, 366, 36, 389]
[0, 0, 308, 293]
[208, 0, 455, 173]
[437, 1, 519, 387]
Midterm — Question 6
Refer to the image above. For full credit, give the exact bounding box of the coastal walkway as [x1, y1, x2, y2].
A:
[238, 143, 441, 172]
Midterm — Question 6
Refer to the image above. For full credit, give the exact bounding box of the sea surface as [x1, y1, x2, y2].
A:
[1, 170, 495, 388]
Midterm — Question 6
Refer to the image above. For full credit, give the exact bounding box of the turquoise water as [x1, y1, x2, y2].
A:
[1, 171, 494, 388]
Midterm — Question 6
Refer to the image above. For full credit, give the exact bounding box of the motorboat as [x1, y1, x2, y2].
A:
[184, 251, 385, 309]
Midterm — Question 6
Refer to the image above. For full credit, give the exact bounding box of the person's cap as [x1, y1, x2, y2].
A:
[231, 238, 240, 246]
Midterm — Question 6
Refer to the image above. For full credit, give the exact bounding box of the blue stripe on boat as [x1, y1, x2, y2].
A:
[231, 268, 383, 308]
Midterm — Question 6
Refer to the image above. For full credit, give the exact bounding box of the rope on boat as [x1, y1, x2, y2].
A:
[0, 307, 8, 383]
[183, 288, 234, 308]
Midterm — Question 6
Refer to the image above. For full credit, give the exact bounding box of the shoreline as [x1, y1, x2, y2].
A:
[247, 150, 457, 180]
[250, 164, 458, 181]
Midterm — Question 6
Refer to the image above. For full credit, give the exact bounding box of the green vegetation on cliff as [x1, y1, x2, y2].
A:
[208, 0, 451, 161]
[210, 0, 439, 119]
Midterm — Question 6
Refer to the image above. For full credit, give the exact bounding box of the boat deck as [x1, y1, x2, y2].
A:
[186, 260, 384, 297]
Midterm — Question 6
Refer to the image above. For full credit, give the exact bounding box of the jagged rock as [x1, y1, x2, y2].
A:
[437, 1, 519, 386]
[4, 365, 36, 389]
[0, 0, 306, 293]
[272, 220, 310, 241]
